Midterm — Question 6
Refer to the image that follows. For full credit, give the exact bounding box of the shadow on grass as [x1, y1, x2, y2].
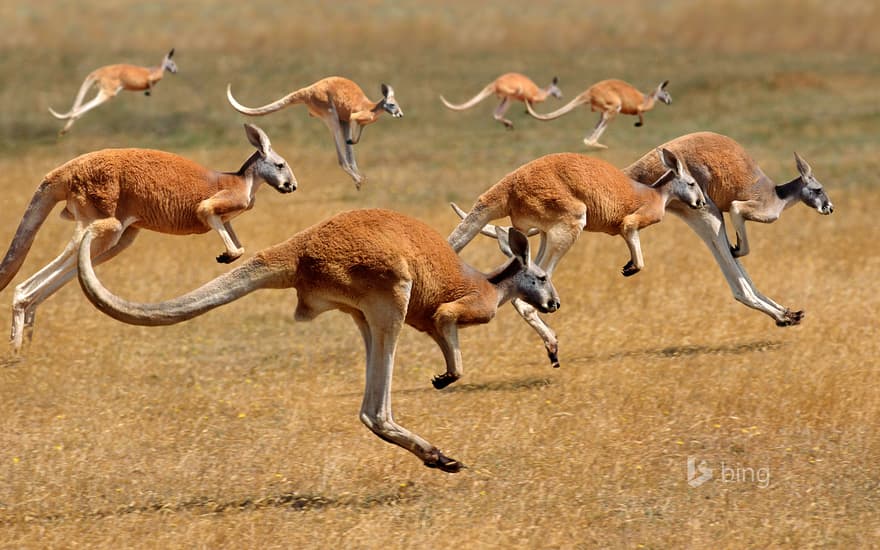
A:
[0, 483, 422, 524]
[567, 339, 785, 365]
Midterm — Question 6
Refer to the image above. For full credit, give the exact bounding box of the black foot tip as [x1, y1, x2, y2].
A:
[432, 374, 458, 390]
[216, 253, 238, 264]
[776, 310, 805, 327]
[621, 262, 640, 277]
[425, 453, 464, 473]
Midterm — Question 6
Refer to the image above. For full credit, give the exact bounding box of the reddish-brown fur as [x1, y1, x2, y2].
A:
[477, 72, 556, 104]
[625, 131, 770, 211]
[45, 149, 275, 235]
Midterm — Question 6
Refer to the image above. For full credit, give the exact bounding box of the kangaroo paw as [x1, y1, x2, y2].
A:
[634, 121, 643, 127]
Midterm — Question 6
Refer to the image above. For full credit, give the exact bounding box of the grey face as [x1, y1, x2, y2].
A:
[802, 180, 833, 215]
[502, 228, 560, 314]
[245, 123, 296, 193]
[656, 148, 706, 209]
[548, 76, 563, 99]
[163, 49, 178, 74]
[518, 265, 560, 314]
[656, 80, 671, 105]
[258, 151, 297, 194]
[795, 153, 833, 215]
[380, 83, 404, 118]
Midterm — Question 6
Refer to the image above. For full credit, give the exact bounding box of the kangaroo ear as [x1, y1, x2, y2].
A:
[167, 48, 175, 59]
[660, 79, 669, 89]
[244, 123, 271, 156]
[381, 83, 391, 98]
[505, 228, 531, 266]
[794, 152, 813, 178]
[552, 76, 559, 85]
[657, 147, 679, 172]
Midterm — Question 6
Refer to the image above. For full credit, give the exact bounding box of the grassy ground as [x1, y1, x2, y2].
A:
[0, 1, 878, 548]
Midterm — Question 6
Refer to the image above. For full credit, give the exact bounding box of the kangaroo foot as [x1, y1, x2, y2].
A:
[424, 449, 464, 473]
[216, 251, 241, 264]
[432, 372, 459, 390]
[776, 309, 805, 327]
[622, 260, 641, 277]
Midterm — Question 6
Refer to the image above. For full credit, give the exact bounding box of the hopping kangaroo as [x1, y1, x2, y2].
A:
[49, 48, 178, 135]
[0, 124, 295, 352]
[448, 149, 705, 368]
[76, 208, 560, 472]
[440, 72, 562, 129]
[526, 79, 670, 148]
[624, 131, 833, 326]
[227, 76, 403, 189]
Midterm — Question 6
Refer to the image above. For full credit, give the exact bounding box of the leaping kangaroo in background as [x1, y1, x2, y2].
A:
[526, 79, 670, 148]
[440, 72, 562, 129]
[49, 48, 177, 135]
[227, 76, 403, 189]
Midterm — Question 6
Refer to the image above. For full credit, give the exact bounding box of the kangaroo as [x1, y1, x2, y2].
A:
[624, 131, 833, 326]
[76, 208, 560, 473]
[448, 149, 704, 367]
[0, 124, 295, 352]
[440, 72, 562, 129]
[49, 49, 178, 135]
[526, 79, 670, 148]
[227, 76, 403, 189]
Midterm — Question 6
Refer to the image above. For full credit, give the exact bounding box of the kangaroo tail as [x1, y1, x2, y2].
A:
[446, 189, 511, 253]
[49, 74, 97, 119]
[450, 202, 539, 240]
[0, 181, 60, 291]
[440, 84, 495, 111]
[77, 231, 287, 326]
[226, 83, 302, 116]
[525, 94, 589, 121]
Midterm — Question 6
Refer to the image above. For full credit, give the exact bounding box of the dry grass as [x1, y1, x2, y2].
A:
[0, 1, 879, 548]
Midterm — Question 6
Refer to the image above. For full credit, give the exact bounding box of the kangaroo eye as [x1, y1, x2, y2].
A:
[275, 163, 285, 169]
[537, 275, 547, 283]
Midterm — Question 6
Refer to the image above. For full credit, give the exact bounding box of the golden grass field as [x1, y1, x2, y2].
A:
[1, 1, 878, 548]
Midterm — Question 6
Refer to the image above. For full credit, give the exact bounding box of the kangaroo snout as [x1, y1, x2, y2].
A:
[541, 298, 561, 314]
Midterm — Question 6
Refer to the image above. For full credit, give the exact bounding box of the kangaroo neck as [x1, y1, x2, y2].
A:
[774, 176, 804, 208]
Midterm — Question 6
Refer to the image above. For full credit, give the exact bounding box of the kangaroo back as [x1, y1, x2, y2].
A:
[624, 132, 763, 211]
[0, 180, 63, 291]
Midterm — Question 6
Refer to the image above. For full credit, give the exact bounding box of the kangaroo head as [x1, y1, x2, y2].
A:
[794, 152, 833, 215]
[245, 124, 297, 194]
[379, 83, 404, 118]
[654, 80, 671, 105]
[162, 48, 178, 74]
[546, 76, 563, 99]
[497, 227, 560, 314]
[654, 148, 706, 209]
